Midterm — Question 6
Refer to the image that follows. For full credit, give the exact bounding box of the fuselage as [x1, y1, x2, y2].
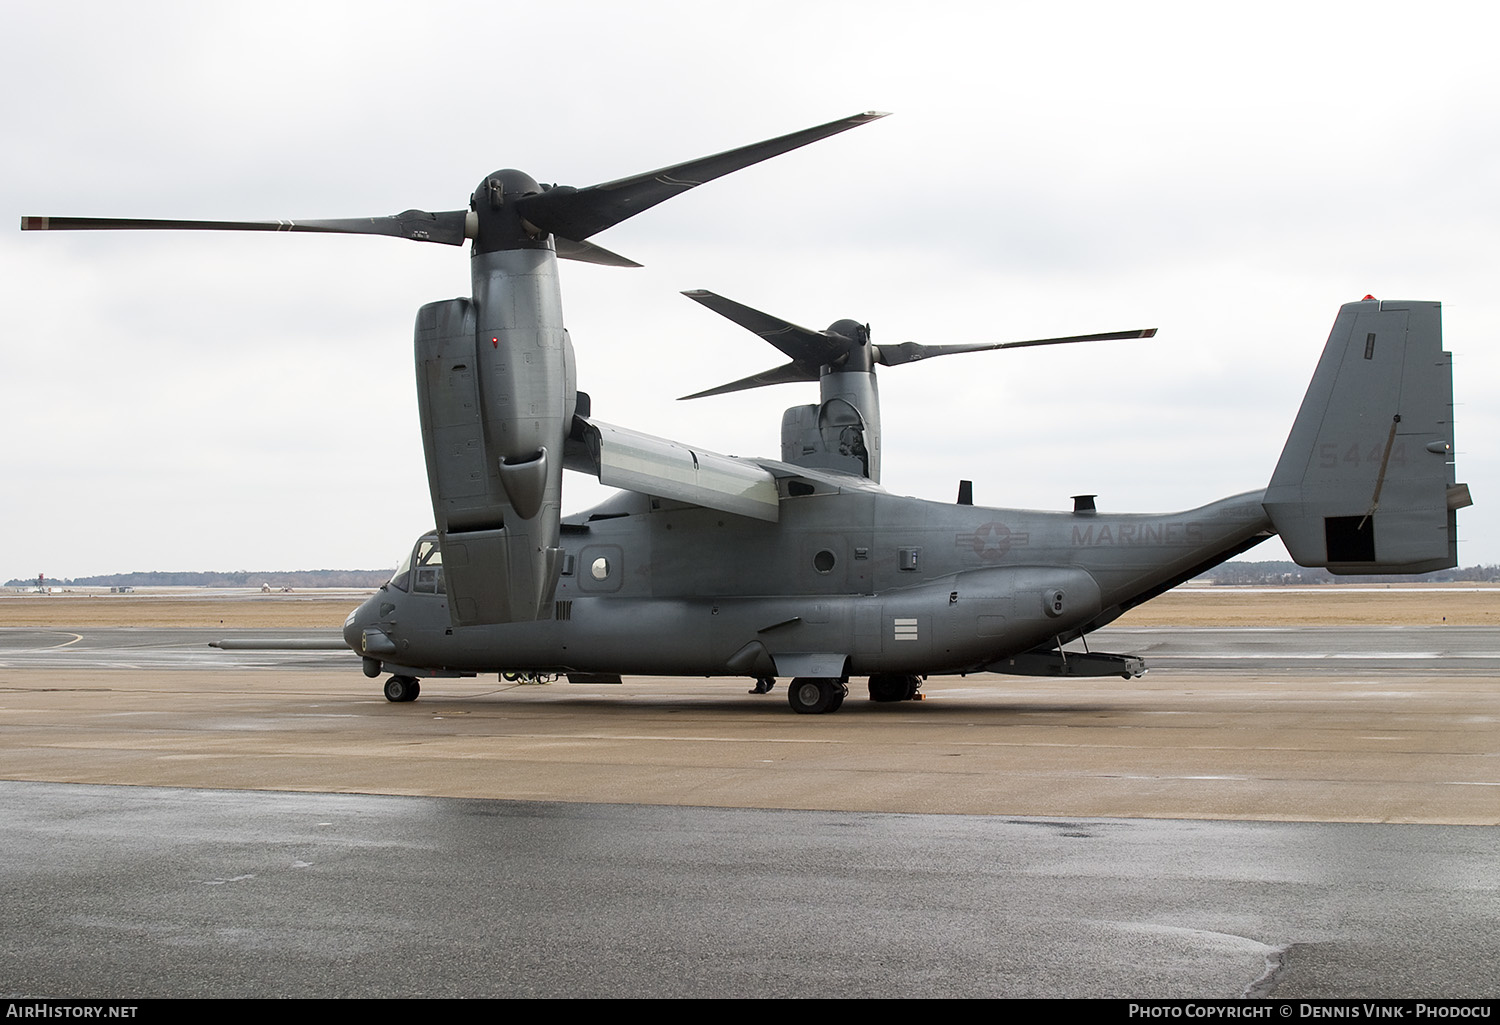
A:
[345, 469, 1273, 682]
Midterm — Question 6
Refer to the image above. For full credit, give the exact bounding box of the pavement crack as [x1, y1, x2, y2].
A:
[1243, 941, 1296, 998]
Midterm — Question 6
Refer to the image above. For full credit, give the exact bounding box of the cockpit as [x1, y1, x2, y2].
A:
[344, 533, 455, 690]
[387, 534, 445, 595]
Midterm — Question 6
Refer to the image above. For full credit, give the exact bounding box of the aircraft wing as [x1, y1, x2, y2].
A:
[565, 417, 780, 522]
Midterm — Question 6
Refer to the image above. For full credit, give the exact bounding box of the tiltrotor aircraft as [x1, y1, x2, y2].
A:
[23, 113, 1471, 714]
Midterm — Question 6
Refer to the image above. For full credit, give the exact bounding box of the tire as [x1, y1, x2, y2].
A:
[787, 677, 838, 714]
[827, 683, 847, 712]
[384, 675, 418, 702]
[868, 674, 906, 702]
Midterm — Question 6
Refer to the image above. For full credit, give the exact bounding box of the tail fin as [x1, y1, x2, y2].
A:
[1264, 299, 1471, 574]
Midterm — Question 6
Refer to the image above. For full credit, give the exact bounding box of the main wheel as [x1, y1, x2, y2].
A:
[384, 675, 419, 702]
[869, 674, 922, 702]
[827, 682, 848, 712]
[788, 677, 840, 715]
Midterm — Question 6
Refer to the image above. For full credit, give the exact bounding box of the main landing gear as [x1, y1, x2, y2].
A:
[787, 677, 848, 714]
[384, 675, 420, 702]
[787, 674, 925, 714]
[868, 673, 923, 703]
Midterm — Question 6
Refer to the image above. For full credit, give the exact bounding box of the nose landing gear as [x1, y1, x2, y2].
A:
[383, 675, 420, 702]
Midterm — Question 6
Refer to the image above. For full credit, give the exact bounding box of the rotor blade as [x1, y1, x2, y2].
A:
[679, 361, 820, 400]
[20, 209, 472, 246]
[553, 237, 641, 268]
[875, 328, 1157, 367]
[682, 290, 847, 365]
[515, 111, 888, 242]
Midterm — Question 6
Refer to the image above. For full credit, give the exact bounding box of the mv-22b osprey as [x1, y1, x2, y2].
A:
[24, 113, 1472, 714]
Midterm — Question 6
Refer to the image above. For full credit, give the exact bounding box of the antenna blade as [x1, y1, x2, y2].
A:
[876, 328, 1156, 366]
[20, 210, 471, 246]
[516, 112, 888, 242]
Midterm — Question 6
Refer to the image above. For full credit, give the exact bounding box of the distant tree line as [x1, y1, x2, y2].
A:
[12, 562, 1500, 590]
[5, 570, 391, 588]
[1194, 561, 1500, 585]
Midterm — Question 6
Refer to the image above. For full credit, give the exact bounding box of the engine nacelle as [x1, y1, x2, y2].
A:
[780, 369, 882, 482]
[414, 280, 567, 625]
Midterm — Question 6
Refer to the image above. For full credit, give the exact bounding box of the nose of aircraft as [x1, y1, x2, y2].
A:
[344, 593, 400, 678]
[343, 597, 376, 653]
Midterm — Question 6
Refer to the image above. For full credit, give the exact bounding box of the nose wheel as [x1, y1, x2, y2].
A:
[383, 675, 420, 702]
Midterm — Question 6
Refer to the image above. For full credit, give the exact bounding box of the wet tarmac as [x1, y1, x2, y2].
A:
[4, 780, 1496, 999]
[1, 623, 1497, 997]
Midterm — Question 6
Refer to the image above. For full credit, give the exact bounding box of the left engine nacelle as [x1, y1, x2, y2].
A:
[414, 297, 565, 625]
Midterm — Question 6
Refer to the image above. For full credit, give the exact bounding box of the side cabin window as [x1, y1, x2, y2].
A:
[412, 538, 445, 595]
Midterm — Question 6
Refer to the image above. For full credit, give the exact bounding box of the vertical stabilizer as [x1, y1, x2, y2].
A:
[1264, 299, 1469, 574]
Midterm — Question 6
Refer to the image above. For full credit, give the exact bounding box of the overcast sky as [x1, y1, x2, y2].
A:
[4, 0, 1496, 579]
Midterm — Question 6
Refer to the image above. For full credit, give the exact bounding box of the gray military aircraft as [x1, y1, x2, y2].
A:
[23, 113, 1471, 713]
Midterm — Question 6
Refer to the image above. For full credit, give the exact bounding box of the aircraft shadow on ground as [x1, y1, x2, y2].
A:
[384, 689, 1124, 719]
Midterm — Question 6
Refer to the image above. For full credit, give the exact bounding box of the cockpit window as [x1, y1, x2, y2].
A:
[412, 538, 445, 595]
[388, 545, 415, 592]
